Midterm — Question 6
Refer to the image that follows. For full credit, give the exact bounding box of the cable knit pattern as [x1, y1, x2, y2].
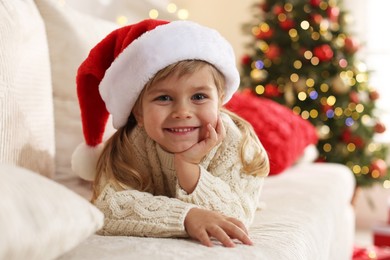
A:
[95, 185, 193, 237]
[94, 112, 267, 237]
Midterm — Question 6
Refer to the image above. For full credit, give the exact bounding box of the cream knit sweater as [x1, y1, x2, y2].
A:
[94, 113, 267, 238]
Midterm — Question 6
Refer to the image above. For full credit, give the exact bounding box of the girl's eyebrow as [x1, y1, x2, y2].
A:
[147, 86, 171, 95]
[190, 85, 214, 91]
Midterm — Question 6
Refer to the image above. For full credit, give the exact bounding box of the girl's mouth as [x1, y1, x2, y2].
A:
[165, 127, 197, 133]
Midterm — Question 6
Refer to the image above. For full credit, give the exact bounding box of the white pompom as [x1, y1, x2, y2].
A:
[71, 143, 104, 181]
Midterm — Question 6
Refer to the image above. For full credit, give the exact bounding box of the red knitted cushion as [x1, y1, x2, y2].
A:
[225, 90, 318, 175]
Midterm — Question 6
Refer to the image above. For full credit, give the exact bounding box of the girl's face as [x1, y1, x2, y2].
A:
[135, 66, 221, 153]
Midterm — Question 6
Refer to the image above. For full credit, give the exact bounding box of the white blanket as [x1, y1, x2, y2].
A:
[58, 163, 355, 260]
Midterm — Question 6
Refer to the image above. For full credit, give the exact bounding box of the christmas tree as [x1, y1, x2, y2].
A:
[240, 0, 389, 187]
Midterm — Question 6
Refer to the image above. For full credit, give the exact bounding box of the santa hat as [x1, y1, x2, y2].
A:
[71, 19, 240, 181]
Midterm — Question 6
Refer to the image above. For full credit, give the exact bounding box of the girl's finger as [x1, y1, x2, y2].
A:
[215, 116, 226, 141]
[227, 217, 249, 235]
[208, 226, 235, 248]
[207, 123, 218, 143]
[232, 230, 253, 246]
[196, 229, 213, 247]
[222, 222, 253, 246]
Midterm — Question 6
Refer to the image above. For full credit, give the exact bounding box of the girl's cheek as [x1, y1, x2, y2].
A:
[212, 119, 218, 129]
[212, 114, 219, 128]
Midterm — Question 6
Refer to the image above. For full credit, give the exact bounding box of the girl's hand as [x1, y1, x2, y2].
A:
[184, 208, 253, 247]
[176, 116, 226, 165]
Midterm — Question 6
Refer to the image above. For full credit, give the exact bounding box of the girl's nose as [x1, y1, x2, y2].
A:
[171, 102, 192, 119]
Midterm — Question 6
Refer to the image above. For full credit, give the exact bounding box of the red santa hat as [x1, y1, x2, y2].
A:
[71, 19, 240, 181]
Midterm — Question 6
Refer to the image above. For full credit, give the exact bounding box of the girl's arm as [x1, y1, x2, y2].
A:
[93, 182, 196, 237]
[175, 114, 268, 227]
[177, 116, 266, 247]
[94, 182, 255, 247]
[174, 118, 226, 194]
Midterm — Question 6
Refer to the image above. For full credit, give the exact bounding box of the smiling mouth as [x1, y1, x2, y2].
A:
[165, 127, 197, 133]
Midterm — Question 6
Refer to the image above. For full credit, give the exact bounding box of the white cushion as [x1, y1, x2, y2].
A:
[0, 164, 103, 260]
[0, 0, 55, 177]
[35, 0, 117, 178]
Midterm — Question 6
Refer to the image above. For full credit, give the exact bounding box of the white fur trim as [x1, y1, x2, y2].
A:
[99, 20, 240, 129]
[71, 143, 104, 181]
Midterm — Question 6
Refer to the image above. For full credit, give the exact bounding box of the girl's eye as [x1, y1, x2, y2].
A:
[192, 93, 206, 100]
[155, 95, 172, 101]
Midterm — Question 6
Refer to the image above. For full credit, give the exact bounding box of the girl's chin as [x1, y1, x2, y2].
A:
[163, 143, 197, 154]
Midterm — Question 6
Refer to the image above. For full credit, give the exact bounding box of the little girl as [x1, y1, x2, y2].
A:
[72, 19, 269, 248]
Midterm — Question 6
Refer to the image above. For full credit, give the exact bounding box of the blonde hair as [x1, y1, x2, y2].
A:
[93, 60, 269, 201]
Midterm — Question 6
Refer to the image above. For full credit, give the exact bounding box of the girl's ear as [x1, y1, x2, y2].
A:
[132, 109, 144, 127]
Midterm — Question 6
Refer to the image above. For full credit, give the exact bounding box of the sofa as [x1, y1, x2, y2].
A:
[0, 0, 356, 259]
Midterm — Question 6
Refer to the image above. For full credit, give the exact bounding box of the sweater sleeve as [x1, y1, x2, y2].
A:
[175, 115, 268, 228]
[94, 183, 196, 237]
